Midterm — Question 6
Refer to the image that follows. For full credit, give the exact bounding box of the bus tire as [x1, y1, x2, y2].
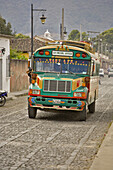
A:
[88, 101, 95, 113]
[28, 105, 37, 119]
[79, 105, 87, 121]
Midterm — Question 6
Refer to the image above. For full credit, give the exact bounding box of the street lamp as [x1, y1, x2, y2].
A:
[60, 24, 67, 39]
[31, 4, 47, 59]
[63, 27, 67, 37]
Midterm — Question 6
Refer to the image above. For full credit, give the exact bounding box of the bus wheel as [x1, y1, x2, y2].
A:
[28, 105, 37, 119]
[79, 105, 87, 121]
[88, 101, 95, 113]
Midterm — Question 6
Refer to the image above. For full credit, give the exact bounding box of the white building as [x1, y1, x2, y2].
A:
[0, 34, 12, 92]
[44, 29, 54, 41]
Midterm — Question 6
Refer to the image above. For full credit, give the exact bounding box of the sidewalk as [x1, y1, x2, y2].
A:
[90, 122, 113, 170]
[7, 89, 28, 100]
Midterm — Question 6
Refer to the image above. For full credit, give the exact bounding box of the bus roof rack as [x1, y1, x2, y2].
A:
[46, 40, 94, 54]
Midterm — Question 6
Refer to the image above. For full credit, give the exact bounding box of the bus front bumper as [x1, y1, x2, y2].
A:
[28, 96, 86, 111]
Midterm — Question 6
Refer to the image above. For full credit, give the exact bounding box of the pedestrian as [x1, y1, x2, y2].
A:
[26, 68, 32, 83]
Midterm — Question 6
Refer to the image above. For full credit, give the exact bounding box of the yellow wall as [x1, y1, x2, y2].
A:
[22, 53, 29, 59]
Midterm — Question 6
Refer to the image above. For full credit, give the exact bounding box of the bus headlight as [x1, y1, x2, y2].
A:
[73, 92, 86, 98]
[74, 92, 82, 97]
[29, 89, 40, 95]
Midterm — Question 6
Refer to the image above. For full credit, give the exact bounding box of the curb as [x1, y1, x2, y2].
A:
[7, 91, 28, 101]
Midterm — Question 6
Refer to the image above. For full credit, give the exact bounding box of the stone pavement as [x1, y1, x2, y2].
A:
[6, 89, 113, 170]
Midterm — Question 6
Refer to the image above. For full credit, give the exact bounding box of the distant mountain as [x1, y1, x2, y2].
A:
[0, 0, 113, 39]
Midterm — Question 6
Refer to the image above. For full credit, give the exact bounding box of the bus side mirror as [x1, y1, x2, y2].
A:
[26, 67, 32, 77]
[93, 64, 95, 72]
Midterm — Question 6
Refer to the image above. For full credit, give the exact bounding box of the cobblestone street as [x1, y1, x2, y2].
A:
[0, 76, 113, 170]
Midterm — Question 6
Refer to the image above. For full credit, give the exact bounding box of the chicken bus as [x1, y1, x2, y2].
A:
[28, 40, 100, 121]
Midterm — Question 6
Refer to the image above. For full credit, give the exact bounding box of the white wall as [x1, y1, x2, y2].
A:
[0, 37, 10, 92]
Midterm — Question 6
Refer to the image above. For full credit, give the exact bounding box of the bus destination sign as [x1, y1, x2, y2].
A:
[52, 51, 73, 57]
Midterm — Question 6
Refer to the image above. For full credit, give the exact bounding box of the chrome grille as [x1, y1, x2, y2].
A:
[44, 80, 71, 92]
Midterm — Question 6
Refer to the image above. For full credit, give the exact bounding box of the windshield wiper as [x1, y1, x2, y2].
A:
[67, 69, 74, 74]
[63, 66, 75, 75]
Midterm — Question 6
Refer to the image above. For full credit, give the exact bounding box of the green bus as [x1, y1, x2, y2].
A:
[28, 40, 100, 121]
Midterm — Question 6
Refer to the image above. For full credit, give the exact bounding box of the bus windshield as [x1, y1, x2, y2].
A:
[34, 58, 90, 74]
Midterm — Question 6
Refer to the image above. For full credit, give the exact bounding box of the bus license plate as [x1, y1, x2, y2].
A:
[53, 99, 61, 104]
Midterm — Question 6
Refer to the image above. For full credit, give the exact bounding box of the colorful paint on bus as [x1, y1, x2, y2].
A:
[27, 40, 100, 121]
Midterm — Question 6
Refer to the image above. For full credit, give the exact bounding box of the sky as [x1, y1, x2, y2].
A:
[0, 0, 113, 39]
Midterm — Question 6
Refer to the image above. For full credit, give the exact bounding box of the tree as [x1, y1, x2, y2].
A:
[15, 33, 30, 39]
[100, 28, 113, 45]
[0, 15, 6, 34]
[68, 30, 88, 41]
[92, 28, 113, 59]
[0, 15, 13, 35]
[68, 30, 80, 40]
[6, 22, 12, 35]
[82, 32, 89, 41]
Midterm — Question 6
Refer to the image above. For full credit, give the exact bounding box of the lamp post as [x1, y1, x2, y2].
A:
[31, 4, 47, 59]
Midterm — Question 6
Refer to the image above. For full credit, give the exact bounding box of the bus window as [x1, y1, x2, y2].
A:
[35, 58, 61, 73]
[90, 60, 96, 76]
[90, 60, 94, 75]
[62, 59, 89, 74]
[34, 58, 90, 75]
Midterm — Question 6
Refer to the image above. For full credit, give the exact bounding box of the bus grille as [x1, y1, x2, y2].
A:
[44, 80, 71, 92]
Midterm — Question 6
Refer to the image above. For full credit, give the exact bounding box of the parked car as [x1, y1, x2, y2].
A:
[99, 68, 104, 77]
[108, 69, 113, 77]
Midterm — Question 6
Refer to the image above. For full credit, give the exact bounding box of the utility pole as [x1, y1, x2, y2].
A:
[61, 8, 64, 40]
[97, 34, 100, 56]
[105, 44, 108, 56]
[87, 31, 100, 47]
[80, 24, 82, 41]
[60, 24, 62, 39]
[100, 39, 103, 56]
[60, 8, 67, 40]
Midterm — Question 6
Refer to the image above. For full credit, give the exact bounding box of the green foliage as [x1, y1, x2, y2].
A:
[0, 15, 29, 38]
[68, 28, 113, 59]
[82, 32, 89, 41]
[68, 30, 80, 40]
[100, 28, 113, 44]
[68, 30, 89, 41]
[10, 48, 28, 60]
[92, 28, 113, 58]
[0, 15, 12, 35]
[15, 33, 30, 39]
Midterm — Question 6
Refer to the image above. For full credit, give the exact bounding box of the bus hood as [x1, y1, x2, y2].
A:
[37, 72, 86, 80]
